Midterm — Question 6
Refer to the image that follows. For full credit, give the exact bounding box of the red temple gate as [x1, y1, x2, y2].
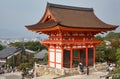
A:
[26, 3, 118, 69]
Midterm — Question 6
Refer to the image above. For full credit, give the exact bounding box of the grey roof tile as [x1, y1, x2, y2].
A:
[34, 49, 48, 59]
[0, 47, 18, 59]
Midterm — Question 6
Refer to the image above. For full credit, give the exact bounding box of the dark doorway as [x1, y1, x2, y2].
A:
[88, 48, 93, 66]
[80, 48, 93, 66]
[80, 49, 86, 66]
[63, 50, 70, 68]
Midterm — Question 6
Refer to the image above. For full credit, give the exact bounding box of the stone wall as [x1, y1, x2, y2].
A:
[34, 63, 64, 76]
[34, 62, 107, 77]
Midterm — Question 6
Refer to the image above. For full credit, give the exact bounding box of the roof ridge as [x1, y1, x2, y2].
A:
[47, 2, 93, 11]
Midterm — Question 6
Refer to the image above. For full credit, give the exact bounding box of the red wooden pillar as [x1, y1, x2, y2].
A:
[70, 45, 73, 68]
[54, 45, 56, 68]
[86, 45, 89, 75]
[86, 45, 88, 67]
[93, 46, 96, 66]
[61, 45, 64, 68]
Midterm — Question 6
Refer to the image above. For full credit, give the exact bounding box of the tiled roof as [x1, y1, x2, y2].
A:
[0, 47, 19, 59]
[34, 49, 48, 59]
[26, 3, 118, 30]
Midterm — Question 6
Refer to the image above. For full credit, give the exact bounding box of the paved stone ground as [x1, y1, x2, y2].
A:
[58, 71, 107, 79]
[0, 74, 6, 79]
[0, 72, 22, 79]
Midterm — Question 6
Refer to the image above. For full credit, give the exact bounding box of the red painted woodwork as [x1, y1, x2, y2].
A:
[61, 46, 64, 69]
[54, 45, 56, 68]
[26, 3, 118, 69]
[70, 46, 73, 68]
[86, 46, 88, 67]
[93, 46, 96, 66]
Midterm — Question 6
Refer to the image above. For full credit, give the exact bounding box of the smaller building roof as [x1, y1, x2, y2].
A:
[25, 49, 35, 54]
[0, 47, 19, 59]
[34, 49, 48, 59]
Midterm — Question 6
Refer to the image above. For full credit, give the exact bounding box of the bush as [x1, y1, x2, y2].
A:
[43, 53, 48, 65]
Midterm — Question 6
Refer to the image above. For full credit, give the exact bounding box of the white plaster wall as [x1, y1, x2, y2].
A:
[56, 52, 61, 63]
[56, 64, 61, 69]
[50, 52, 54, 62]
[50, 62, 54, 67]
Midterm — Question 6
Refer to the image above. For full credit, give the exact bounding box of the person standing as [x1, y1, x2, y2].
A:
[78, 62, 84, 74]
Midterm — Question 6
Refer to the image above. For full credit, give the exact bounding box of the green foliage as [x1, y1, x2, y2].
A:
[8, 41, 48, 74]
[17, 63, 29, 72]
[95, 35, 104, 41]
[43, 53, 48, 65]
[110, 67, 120, 74]
[116, 48, 120, 66]
[0, 44, 4, 50]
[112, 76, 120, 79]
[96, 32, 120, 63]
[109, 48, 120, 75]
[105, 32, 120, 40]
[96, 41, 117, 63]
[104, 48, 117, 63]
[17, 59, 36, 72]
[96, 42, 106, 62]
[7, 55, 20, 67]
[22, 54, 28, 63]
[9, 41, 47, 51]
[25, 41, 40, 51]
[111, 39, 120, 49]
[96, 51, 105, 62]
[9, 42, 23, 48]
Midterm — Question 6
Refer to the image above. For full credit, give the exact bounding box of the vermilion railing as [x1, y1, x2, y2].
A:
[41, 39, 101, 45]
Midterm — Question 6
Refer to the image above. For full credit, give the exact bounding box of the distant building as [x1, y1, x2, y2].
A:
[25, 49, 35, 60]
[34, 49, 48, 61]
[0, 47, 21, 67]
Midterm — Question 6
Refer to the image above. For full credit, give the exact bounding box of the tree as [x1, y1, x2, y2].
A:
[109, 48, 120, 77]
[95, 35, 104, 41]
[0, 44, 4, 50]
[116, 48, 120, 66]
[96, 41, 106, 62]
[105, 32, 120, 40]
[43, 53, 48, 65]
[111, 39, 120, 49]
[9, 41, 47, 51]
[96, 40, 117, 63]
[9, 42, 23, 48]
[17, 59, 36, 75]
[104, 47, 116, 63]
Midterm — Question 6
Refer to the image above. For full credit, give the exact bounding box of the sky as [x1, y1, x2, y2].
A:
[0, 0, 120, 38]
